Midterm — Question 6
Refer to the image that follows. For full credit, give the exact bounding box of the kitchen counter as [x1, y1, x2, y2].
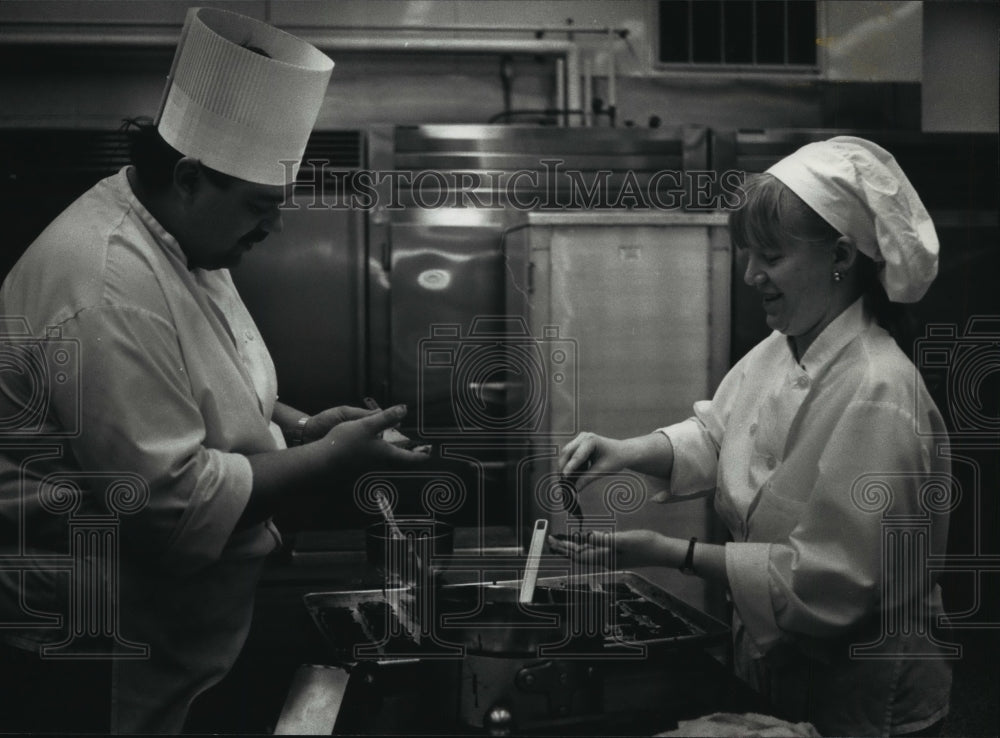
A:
[186, 528, 772, 734]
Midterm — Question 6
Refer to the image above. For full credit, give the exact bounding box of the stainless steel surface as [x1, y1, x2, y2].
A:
[504, 210, 729, 444]
[299, 571, 742, 734]
[503, 210, 730, 614]
[354, 124, 723, 553]
[303, 570, 729, 659]
[368, 124, 712, 425]
[523, 211, 728, 226]
[231, 193, 365, 413]
[519, 518, 548, 603]
[273, 664, 351, 736]
[386, 210, 517, 426]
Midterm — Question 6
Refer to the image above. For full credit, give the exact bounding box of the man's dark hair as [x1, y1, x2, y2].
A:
[125, 118, 237, 193]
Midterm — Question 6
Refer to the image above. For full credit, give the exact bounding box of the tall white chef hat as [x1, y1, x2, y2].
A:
[767, 136, 939, 303]
[156, 7, 334, 187]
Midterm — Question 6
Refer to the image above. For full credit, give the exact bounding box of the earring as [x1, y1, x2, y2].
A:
[833, 271, 843, 282]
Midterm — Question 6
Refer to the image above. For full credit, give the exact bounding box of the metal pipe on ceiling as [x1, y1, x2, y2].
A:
[555, 57, 567, 127]
[0, 30, 587, 126]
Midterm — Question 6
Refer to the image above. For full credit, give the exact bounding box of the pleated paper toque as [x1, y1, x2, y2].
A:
[156, 7, 334, 186]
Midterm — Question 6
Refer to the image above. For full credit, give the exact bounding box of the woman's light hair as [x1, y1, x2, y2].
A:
[728, 173, 840, 253]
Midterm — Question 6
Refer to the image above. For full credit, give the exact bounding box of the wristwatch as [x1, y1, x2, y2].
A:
[679, 536, 698, 575]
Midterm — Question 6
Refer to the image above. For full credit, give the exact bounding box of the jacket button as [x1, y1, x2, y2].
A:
[766, 455, 777, 470]
[796, 375, 809, 389]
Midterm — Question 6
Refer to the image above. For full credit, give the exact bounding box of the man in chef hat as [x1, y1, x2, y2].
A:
[0, 8, 426, 734]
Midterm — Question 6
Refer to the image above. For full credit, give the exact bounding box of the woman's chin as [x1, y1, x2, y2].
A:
[764, 314, 788, 333]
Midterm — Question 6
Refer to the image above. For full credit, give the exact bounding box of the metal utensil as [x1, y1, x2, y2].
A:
[373, 491, 427, 643]
[373, 490, 425, 588]
[561, 476, 583, 520]
[519, 519, 549, 604]
[374, 489, 404, 540]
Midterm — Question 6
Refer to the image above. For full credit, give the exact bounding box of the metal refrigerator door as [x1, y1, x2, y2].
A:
[383, 209, 514, 433]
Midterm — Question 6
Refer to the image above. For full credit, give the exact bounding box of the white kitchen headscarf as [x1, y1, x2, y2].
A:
[156, 7, 334, 186]
[767, 136, 939, 303]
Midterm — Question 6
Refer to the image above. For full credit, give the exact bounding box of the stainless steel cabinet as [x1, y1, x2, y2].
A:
[504, 211, 731, 610]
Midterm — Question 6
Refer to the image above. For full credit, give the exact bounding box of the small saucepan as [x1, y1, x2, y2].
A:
[431, 583, 608, 655]
[365, 519, 454, 582]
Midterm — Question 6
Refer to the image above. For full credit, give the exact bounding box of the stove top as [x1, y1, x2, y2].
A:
[305, 571, 727, 661]
[300, 572, 738, 734]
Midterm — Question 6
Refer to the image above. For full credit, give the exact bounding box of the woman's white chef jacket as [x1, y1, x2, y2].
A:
[0, 168, 283, 733]
[661, 298, 953, 736]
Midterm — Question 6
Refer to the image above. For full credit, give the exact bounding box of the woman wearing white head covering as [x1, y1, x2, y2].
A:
[552, 138, 953, 736]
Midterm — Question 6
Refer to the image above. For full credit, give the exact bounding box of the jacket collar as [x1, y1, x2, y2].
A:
[789, 297, 871, 375]
[116, 166, 191, 268]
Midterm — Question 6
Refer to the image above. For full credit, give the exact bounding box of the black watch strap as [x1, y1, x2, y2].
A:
[679, 536, 698, 575]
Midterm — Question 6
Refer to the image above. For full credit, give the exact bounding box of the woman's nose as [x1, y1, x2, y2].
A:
[743, 260, 766, 287]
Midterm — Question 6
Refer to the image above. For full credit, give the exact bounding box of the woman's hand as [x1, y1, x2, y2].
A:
[559, 431, 676, 493]
[558, 432, 633, 491]
[547, 529, 674, 569]
[551, 529, 729, 584]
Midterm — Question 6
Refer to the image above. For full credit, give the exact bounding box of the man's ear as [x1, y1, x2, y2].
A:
[833, 235, 858, 273]
[172, 157, 203, 201]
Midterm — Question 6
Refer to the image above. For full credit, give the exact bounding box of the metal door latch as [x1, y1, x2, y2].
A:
[514, 660, 601, 718]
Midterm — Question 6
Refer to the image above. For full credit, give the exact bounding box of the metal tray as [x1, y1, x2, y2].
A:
[303, 570, 728, 662]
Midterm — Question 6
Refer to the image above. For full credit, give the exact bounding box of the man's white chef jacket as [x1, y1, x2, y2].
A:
[0, 168, 282, 732]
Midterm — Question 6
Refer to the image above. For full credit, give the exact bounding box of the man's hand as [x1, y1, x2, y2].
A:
[322, 405, 431, 468]
[300, 405, 374, 444]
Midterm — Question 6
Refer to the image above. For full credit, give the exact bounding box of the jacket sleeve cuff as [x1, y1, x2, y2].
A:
[726, 541, 782, 654]
[164, 451, 254, 571]
[658, 418, 718, 497]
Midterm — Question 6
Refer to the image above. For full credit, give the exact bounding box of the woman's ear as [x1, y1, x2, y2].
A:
[833, 235, 858, 274]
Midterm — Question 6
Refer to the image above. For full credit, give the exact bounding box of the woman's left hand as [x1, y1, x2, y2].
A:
[547, 529, 669, 568]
